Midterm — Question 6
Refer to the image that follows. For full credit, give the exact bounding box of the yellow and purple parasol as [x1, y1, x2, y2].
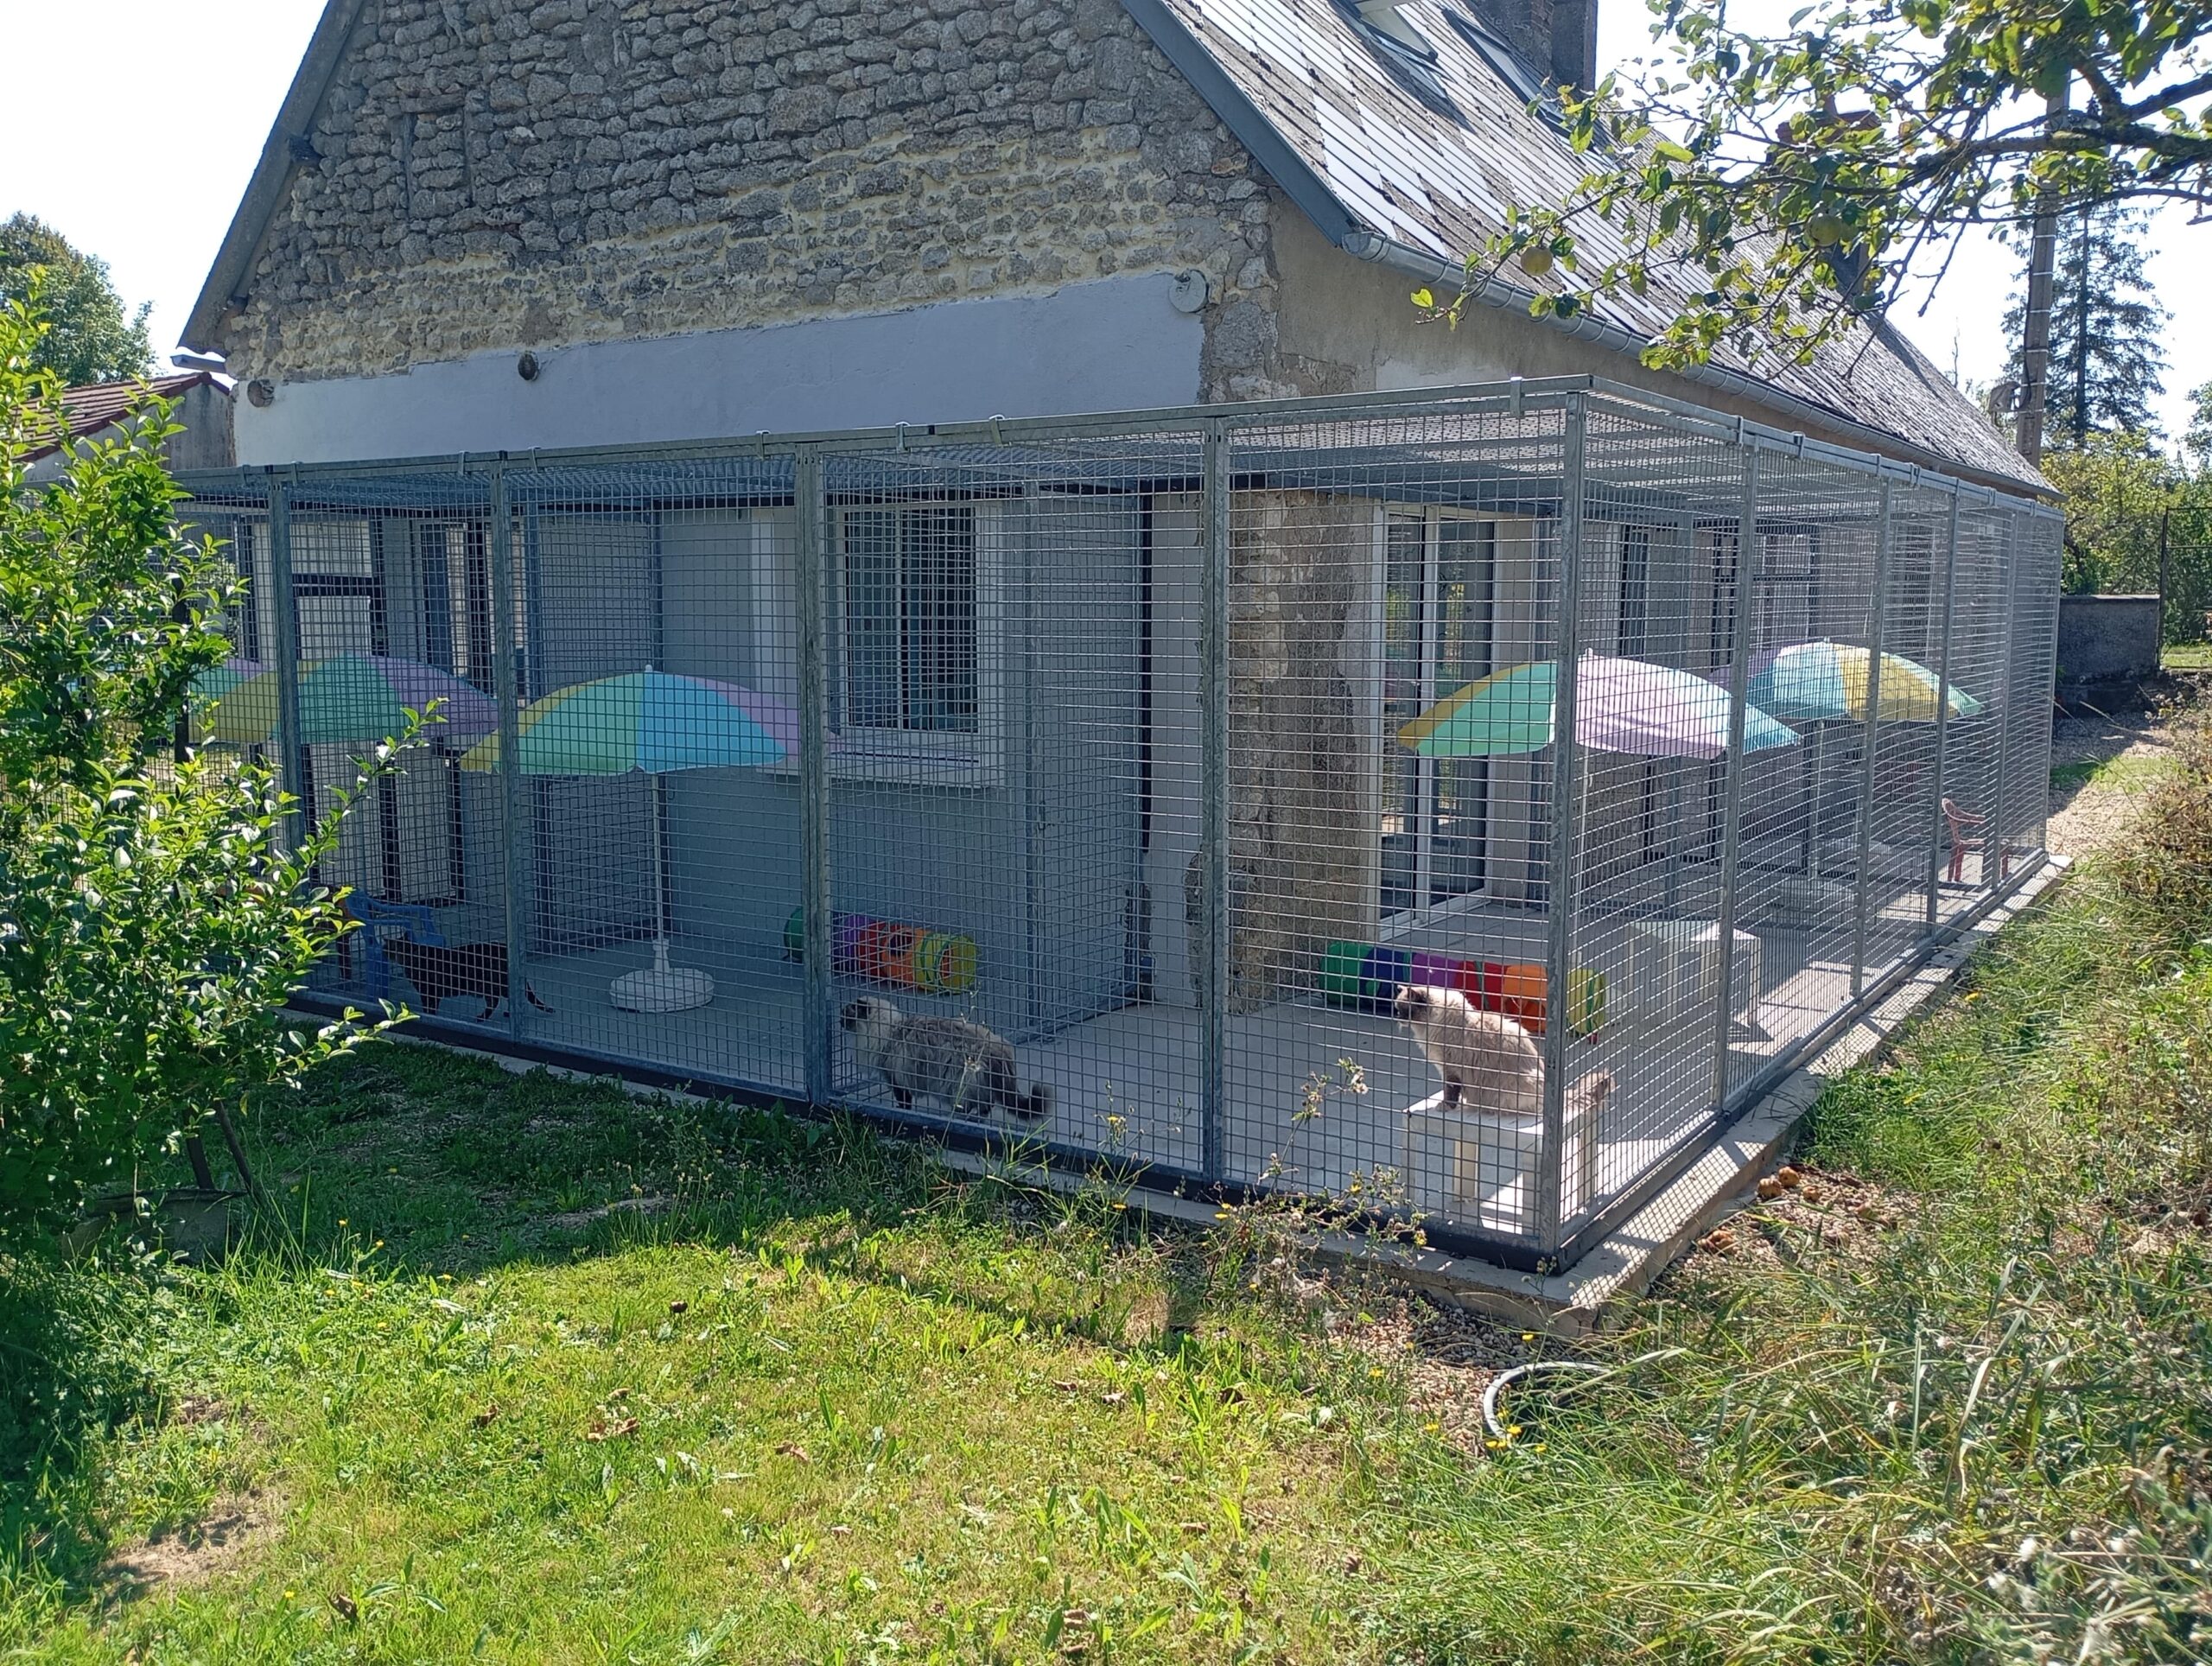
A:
[1747, 639, 1982, 725]
[1397, 655, 1801, 760]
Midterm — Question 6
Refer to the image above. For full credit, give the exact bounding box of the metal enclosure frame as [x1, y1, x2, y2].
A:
[177, 376, 2062, 1271]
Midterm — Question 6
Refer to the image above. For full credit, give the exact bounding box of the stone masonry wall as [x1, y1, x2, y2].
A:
[1221, 490, 1377, 1009]
[213, 0, 1299, 402]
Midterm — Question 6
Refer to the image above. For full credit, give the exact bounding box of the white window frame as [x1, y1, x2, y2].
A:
[825, 498, 1006, 787]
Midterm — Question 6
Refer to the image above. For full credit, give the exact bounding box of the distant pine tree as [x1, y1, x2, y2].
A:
[2003, 206, 2168, 442]
[2187, 381, 2212, 472]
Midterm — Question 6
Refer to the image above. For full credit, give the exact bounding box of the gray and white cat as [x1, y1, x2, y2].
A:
[840, 997, 1051, 1122]
[1391, 983, 1615, 1122]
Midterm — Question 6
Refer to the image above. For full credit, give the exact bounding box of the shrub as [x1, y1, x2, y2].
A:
[2103, 701, 2212, 952]
[0, 291, 404, 1238]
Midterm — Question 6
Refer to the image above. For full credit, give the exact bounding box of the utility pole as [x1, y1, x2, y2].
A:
[2014, 86, 2069, 467]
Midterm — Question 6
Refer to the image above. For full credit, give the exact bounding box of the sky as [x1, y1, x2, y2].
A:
[0, 0, 2203, 440]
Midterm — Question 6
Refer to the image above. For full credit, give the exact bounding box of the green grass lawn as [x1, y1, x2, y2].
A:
[2164, 642, 2212, 671]
[3, 1052, 1420, 1663]
[8, 711, 2212, 1663]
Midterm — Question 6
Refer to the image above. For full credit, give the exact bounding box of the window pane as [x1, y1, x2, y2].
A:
[903, 505, 977, 733]
[1618, 525, 1650, 659]
[844, 509, 901, 729]
[1431, 518, 1493, 904]
[420, 524, 455, 673]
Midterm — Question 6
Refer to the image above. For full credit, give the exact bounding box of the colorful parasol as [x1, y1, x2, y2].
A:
[1747, 640, 1983, 725]
[183, 656, 264, 744]
[192, 655, 264, 702]
[457, 668, 798, 776]
[1397, 655, 1801, 760]
[207, 652, 499, 746]
[459, 669, 800, 1014]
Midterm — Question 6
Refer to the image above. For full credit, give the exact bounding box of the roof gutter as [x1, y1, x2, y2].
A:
[181, 0, 367, 353]
[1344, 232, 2049, 498]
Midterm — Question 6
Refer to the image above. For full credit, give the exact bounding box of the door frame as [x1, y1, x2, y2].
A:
[1374, 502, 1497, 938]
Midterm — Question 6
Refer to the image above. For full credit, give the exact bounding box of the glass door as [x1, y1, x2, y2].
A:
[1382, 509, 1497, 925]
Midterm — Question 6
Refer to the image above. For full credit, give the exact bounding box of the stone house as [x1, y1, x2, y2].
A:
[185, 0, 2030, 492]
[173, 0, 2056, 1256]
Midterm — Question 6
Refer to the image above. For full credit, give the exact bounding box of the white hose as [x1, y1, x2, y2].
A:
[1480, 1359, 1607, 1439]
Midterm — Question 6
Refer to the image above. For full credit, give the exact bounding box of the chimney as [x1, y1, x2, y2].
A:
[1549, 0, 1598, 91]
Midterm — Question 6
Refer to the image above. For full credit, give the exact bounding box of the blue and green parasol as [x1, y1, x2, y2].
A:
[459, 669, 801, 1013]
[207, 652, 499, 746]
[457, 668, 798, 776]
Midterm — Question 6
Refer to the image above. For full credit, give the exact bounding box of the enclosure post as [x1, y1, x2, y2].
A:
[1198, 422, 1230, 1186]
[1535, 394, 1588, 1257]
[795, 449, 834, 1108]
[487, 461, 528, 1039]
[2157, 506, 2171, 650]
[1707, 445, 1761, 1116]
[2028, 512, 2064, 860]
[1986, 508, 2024, 887]
[1923, 493, 1962, 928]
[1850, 479, 1895, 996]
[266, 472, 305, 851]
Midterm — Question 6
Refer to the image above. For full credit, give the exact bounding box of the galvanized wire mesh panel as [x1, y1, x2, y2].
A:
[1855, 480, 1950, 991]
[2000, 511, 2063, 864]
[1213, 397, 1583, 1253]
[816, 437, 1207, 1169]
[168, 378, 2061, 1270]
[1938, 502, 2018, 918]
[479, 458, 811, 1096]
[1559, 403, 1748, 1243]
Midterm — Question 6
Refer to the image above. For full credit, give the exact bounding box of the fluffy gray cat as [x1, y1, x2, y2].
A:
[840, 996, 1051, 1122]
[1391, 983, 1614, 1122]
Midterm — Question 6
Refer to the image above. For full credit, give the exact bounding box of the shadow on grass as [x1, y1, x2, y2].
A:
[219, 1038, 1242, 1352]
[2, 1037, 1316, 1611]
[0, 1249, 168, 1592]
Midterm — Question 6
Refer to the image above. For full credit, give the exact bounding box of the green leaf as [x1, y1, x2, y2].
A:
[1410, 288, 1434, 308]
[1652, 137, 1698, 164]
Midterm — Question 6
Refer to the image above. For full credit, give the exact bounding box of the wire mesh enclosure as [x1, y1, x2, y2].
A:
[177, 378, 2061, 1270]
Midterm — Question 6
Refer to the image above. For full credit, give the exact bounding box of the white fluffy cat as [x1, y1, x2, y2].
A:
[1391, 983, 1614, 1123]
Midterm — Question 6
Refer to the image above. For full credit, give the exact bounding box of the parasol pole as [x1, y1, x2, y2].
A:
[650, 769, 673, 972]
[607, 667, 717, 1013]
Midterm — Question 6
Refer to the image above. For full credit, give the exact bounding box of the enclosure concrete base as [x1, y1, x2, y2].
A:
[1376, 855, 2069, 1333]
[387, 859, 2067, 1337]
[932, 855, 2069, 1335]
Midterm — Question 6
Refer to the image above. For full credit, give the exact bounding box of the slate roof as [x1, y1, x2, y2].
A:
[1122, 0, 2042, 492]
[21, 372, 222, 465]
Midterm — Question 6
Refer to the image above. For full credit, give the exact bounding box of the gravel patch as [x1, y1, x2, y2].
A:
[2046, 702, 2176, 857]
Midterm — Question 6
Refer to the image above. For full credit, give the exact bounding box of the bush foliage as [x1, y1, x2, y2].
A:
[0, 293, 400, 1237]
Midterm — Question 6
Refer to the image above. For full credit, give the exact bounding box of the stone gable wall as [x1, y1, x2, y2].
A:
[213, 0, 1298, 401]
